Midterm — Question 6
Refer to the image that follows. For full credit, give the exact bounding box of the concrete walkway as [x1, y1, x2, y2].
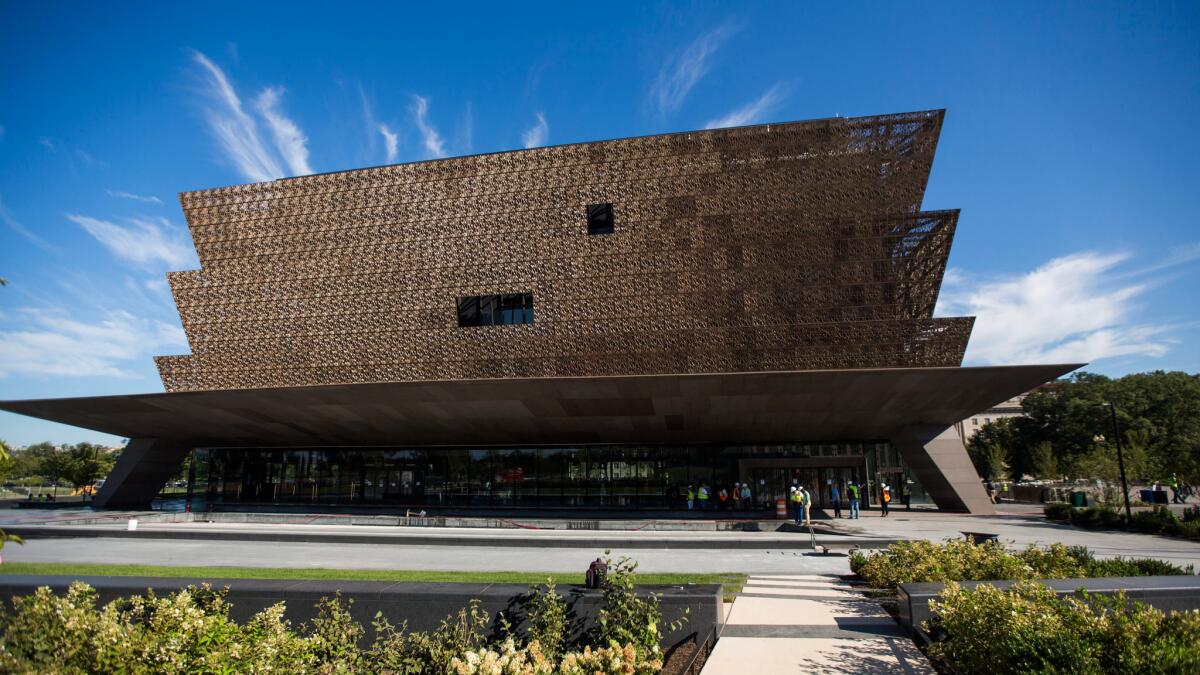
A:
[702, 574, 931, 674]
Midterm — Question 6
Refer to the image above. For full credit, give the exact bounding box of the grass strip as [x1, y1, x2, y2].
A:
[0, 563, 745, 601]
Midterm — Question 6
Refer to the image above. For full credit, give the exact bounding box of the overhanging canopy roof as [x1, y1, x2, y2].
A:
[0, 365, 1079, 447]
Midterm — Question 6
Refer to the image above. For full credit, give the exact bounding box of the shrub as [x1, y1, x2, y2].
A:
[1131, 506, 1180, 534]
[853, 540, 1192, 590]
[1069, 504, 1125, 530]
[450, 638, 661, 675]
[925, 581, 1200, 674]
[526, 580, 567, 659]
[1182, 505, 1200, 523]
[1044, 501, 1073, 520]
[594, 554, 686, 660]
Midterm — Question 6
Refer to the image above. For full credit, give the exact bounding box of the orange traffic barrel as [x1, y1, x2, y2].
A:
[776, 499, 788, 518]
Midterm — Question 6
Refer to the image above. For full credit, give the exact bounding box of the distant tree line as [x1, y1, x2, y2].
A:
[967, 370, 1200, 483]
[0, 440, 121, 498]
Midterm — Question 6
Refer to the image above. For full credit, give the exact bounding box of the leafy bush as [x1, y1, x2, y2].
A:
[1070, 504, 1125, 529]
[0, 566, 683, 674]
[849, 548, 868, 574]
[1183, 506, 1200, 523]
[1044, 501, 1073, 520]
[1131, 506, 1181, 534]
[853, 540, 1192, 590]
[526, 581, 567, 660]
[926, 581, 1200, 674]
[594, 554, 686, 660]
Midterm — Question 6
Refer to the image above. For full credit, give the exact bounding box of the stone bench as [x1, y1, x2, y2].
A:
[0, 575, 722, 649]
[898, 575, 1200, 638]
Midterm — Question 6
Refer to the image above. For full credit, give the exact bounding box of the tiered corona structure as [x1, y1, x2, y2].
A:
[0, 109, 1082, 514]
[157, 110, 970, 392]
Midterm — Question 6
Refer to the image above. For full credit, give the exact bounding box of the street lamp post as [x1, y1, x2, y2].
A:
[1097, 402, 1134, 525]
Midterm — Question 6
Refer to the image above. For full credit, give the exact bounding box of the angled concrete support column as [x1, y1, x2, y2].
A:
[92, 438, 191, 510]
[892, 426, 994, 514]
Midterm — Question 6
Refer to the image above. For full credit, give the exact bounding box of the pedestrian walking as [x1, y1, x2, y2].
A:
[848, 481, 860, 519]
[830, 482, 842, 518]
[881, 483, 891, 517]
[1171, 474, 1184, 504]
[686, 484, 695, 510]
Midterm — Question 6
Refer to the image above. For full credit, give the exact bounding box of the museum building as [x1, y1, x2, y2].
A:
[0, 109, 1078, 514]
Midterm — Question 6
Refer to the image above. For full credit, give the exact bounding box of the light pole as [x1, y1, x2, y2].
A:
[1096, 402, 1133, 525]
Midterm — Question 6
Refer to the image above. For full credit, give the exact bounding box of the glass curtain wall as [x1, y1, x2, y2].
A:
[191, 442, 924, 510]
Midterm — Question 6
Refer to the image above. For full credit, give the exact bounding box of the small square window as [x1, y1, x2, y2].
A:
[587, 203, 614, 235]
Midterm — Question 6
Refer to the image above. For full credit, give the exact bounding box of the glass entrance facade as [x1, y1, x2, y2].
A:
[189, 441, 930, 511]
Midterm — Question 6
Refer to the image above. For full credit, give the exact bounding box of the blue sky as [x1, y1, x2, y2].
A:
[1, 1, 1198, 446]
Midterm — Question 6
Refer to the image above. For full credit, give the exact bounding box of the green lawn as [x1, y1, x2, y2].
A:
[0, 563, 746, 601]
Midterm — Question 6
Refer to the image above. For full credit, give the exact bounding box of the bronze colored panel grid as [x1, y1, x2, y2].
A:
[156, 109, 975, 392]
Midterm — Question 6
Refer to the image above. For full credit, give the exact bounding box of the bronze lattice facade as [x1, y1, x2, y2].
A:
[156, 109, 972, 392]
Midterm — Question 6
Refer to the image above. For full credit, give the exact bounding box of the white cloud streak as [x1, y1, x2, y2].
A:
[936, 252, 1174, 365]
[255, 86, 313, 176]
[410, 95, 447, 158]
[650, 24, 736, 116]
[192, 51, 316, 182]
[705, 82, 788, 129]
[378, 123, 399, 163]
[522, 112, 549, 149]
[0, 195, 57, 253]
[68, 214, 196, 268]
[106, 189, 163, 205]
[0, 308, 186, 378]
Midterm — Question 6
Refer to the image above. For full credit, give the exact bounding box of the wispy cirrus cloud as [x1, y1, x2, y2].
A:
[378, 123, 399, 163]
[522, 112, 549, 149]
[935, 250, 1194, 365]
[106, 189, 163, 205]
[650, 23, 737, 116]
[191, 50, 313, 182]
[410, 95, 447, 158]
[705, 82, 789, 129]
[0, 194, 57, 253]
[255, 86, 312, 176]
[0, 308, 186, 378]
[67, 214, 196, 268]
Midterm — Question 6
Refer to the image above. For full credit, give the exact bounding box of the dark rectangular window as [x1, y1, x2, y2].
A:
[457, 293, 534, 327]
[587, 203, 614, 235]
[457, 296, 480, 327]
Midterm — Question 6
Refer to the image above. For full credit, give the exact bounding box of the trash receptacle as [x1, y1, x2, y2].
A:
[1070, 491, 1088, 508]
[1140, 489, 1155, 504]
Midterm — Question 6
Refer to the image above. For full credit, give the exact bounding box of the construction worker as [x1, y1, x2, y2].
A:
[881, 483, 892, 517]
[847, 481, 860, 519]
[686, 484, 695, 510]
[697, 484, 709, 510]
[800, 486, 812, 526]
[1171, 474, 1184, 504]
[790, 486, 803, 524]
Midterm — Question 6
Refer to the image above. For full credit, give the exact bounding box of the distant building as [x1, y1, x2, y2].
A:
[957, 395, 1028, 442]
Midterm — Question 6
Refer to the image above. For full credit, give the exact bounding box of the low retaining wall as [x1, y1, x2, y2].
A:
[898, 575, 1200, 637]
[0, 575, 721, 649]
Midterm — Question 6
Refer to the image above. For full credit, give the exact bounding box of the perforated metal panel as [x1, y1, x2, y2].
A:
[156, 110, 972, 392]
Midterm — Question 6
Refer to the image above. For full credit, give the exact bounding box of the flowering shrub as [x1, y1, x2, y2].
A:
[450, 638, 660, 675]
[854, 540, 1192, 590]
[926, 581, 1200, 674]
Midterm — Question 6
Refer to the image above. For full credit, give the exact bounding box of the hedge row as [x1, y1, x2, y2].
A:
[926, 582, 1200, 674]
[1045, 503, 1200, 539]
[849, 539, 1192, 590]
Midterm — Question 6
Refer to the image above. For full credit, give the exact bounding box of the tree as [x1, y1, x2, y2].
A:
[34, 445, 73, 498]
[63, 444, 104, 498]
[1029, 441, 1057, 480]
[0, 442, 24, 554]
[0, 439, 13, 483]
